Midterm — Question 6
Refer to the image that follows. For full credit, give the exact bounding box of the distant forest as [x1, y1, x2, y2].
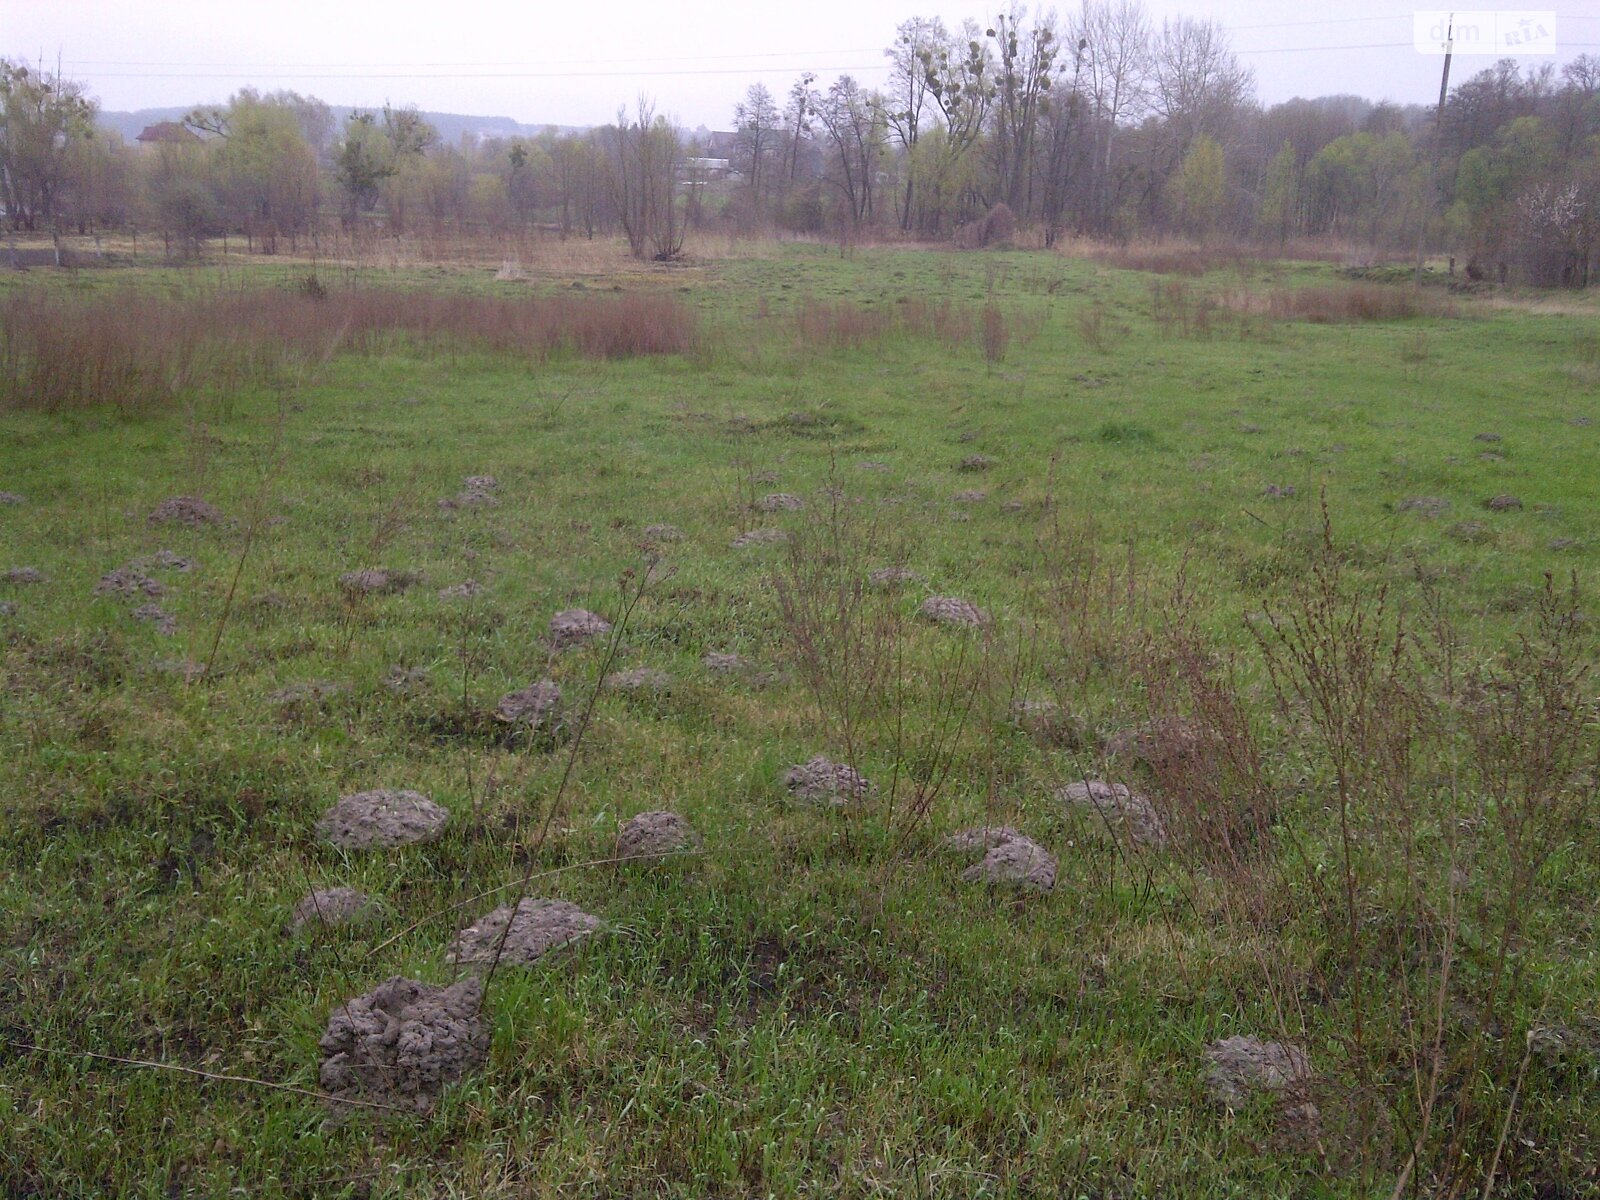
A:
[3, 3, 1597, 285]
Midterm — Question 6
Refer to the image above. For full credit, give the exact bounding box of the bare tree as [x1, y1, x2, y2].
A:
[987, 5, 1060, 216]
[604, 98, 685, 260]
[733, 83, 780, 202]
[810, 75, 883, 227]
[884, 16, 948, 230]
[1150, 17, 1253, 155]
[1075, 0, 1151, 229]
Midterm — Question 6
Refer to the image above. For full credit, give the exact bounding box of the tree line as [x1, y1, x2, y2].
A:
[2, 2, 1597, 284]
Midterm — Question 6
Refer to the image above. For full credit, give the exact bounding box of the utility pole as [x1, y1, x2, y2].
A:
[1415, 13, 1455, 286]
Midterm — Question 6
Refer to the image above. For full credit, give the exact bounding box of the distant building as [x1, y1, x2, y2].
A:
[135, 121, 200, 147]
[684, 157, 732, 178]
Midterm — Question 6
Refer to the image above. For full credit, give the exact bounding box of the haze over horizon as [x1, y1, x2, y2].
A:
[12, 0, 1598, 132]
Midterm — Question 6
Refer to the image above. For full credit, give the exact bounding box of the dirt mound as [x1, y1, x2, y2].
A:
[919, 596, 990, 627]
[1203, 1036, 1311, 1110]
[642, 523, 684, 544]
[94, 567, 163, 599]
[339, 568, 422, 596]
[958, 454, 994, 472]
[0, 491, 24, 505]
[868, 566, 922, 588]
[317, 789, 449, 850]
[384, 665, 430, 694]
[943, 826, 1023, 855]
[1396, 496, 1450, 517]
[290, 886, 378, 932]
[1057, 779, 1167, 847]
[1484, 493, 1523, 511]
[1263, 484, 1296, 500]
[1474, 432, 1502, 443]
[4, 567, 44, 584]
[495, 680, 562, 729]
[959, 836, 1056, 892]
[1008, 699, 1082, 748]
[319, 976, 489, 1113]
[756, 493, 805, 512]
[440, 476, 499, 510]
[605, 667, 671, 694]
[450, 898, 602, 967]
[131, 603, 177, 635]
[438, 579, 483, 600]
[1102, 716, 1207, 770]
[549, 608, 611, 649]
[148, 496, 223, 526]
[782, 756, 873, 805]
[616, 811, 703, 861]
[953, 490, 987, 504]
[271, 680, 349, 709]
[142, 549, 195, 573]
[732, 528, 789, 549]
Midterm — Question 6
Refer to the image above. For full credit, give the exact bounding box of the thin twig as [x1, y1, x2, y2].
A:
[8, 1041, 409, 1115]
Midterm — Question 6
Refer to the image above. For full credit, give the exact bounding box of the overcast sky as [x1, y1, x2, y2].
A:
[8, 1, 1597, 130]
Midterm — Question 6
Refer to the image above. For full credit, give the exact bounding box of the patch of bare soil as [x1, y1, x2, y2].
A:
[316, 789, 449, 850]
[450, 898, 602, 967]
[782, 756, 873, 806]
[959, 835, 1056, 892]
[919, 596, 990, 627]
[549, 608, 611, 649]
[616, 811, 703, 862]
[319, 976, 489, 1113]
[148, 496, 223, 526]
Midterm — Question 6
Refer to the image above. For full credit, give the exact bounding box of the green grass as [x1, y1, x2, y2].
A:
[2, 243, 1597, 1197]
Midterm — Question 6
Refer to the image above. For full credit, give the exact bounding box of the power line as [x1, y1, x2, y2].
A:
[77, 65, 894, 82]
[62, 48, 884, 69]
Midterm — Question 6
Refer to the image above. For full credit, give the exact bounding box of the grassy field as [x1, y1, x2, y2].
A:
[2, 241, 1598, 1197]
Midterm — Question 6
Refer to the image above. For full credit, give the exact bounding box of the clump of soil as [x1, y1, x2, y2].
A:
[148, 496, 223, 526]
[783, 756, 873, 805]
[384, 665, 430, 694]
[0, 601, 15, 617]
[549, 608, 611, 649]
[141, 549, 195, 573]
[919, 596, 990, 627]
[130, 603, 177, 635]
[317, 789, 450, 850]
[340, 568, 422, 596]
[702, 651, 775, 686]
[440, 476, 499, 510]
[1263, 484, 1297, 500]
[1008, 699, 1083, 749]
[732, 528, 789, 549]
[450, 898, 602, 967]
[943, 826, 1023, 855]
[1102, 716, 1207, 771]
[1448, 521, 1492, 544]
[4, 567, 44, 584]
[319, 976, 489, 1113]
[605, 667, 671, 694]
[642, 523, 684, 544]
[1203, 1036, 1312, 1110]
[756, 493, 805, 512]
[95, 567, 164, 599]
[959, 836, 1056, 892]
[1397, 496, 1451, 517]
[1000, 499, 1025, 513]
[290, 886, 378, 932]
[616, 811, 703, 861]
[1474, 431, 1502, 443]
[1484, 494, 1523, 511]
[0, 491, 24, 505]
[953, 489, 987, 504]
[438, 579, 484, 600]
[868, 566, 922, 588]
[271, 680, 349, 709]
[1057, 779, 1168, 847]
[958, 454, 994, 472]
[495, 680, 563, 730]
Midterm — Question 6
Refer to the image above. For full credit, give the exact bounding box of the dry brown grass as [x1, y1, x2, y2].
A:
[1228, 282, 1458, 323]
[0, 285, 698, 412]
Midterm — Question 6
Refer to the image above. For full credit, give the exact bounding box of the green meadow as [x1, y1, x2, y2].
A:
[2, 243, 1597, 1197]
